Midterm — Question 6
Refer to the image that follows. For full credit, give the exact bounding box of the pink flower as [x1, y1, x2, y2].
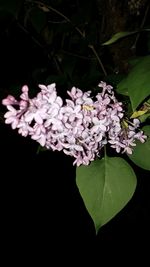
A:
[2, 82, 147, 166]
[4, 105, 19, 129]
[2, 95, 18, 106]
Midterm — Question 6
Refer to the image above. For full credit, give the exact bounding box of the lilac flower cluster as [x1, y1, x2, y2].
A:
[2, 82, 147, 166]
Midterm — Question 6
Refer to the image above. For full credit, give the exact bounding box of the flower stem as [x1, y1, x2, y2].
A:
[88, 45, 107, 76]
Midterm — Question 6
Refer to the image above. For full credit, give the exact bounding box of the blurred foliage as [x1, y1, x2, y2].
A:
[0, 0, 149, 95]
[128, 125, 150, 170]
[117, 55, 150, 111]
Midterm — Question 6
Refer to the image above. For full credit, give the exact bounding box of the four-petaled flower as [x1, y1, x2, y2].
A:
[2, 82, 147, 166]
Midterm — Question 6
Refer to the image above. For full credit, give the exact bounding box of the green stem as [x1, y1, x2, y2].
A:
[25, 0, 85, 37]
[88, 45, 107, 76]
[104, 145, 107, 157]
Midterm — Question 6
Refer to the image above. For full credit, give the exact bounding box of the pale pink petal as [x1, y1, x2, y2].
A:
[38, 84, 48, 91]
[25, 113, 34, 122]
[34, 113, 43, 124]
[56, 96, 63, 107]
[7, 105, 17, 112]
[2, 95, 17, 105]
[12, 119, 19, 129]
[47, 83, 56, 92]
[74, 145, 83, 151]
[22, 85, 29, 93]
[38, 135, 46, 146]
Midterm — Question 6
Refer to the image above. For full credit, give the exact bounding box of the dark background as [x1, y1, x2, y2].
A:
[0, 0, 150, 265]
[1, 116, 150, 264]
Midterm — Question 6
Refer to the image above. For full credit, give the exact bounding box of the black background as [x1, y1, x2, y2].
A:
[0, 2, 150, 264]
[1, 122, 150, 265]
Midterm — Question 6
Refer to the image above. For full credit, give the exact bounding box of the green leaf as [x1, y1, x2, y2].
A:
[128, 126, 150, 170]
[102, 31, 137, 45]
[117, 56, 150, 110]
[102, 29, 150, 46]
[116, 84, 129, 96]
[106, 74, 126, 88]
[76, 156, 136, 233]
[139, 113, 150, 123]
